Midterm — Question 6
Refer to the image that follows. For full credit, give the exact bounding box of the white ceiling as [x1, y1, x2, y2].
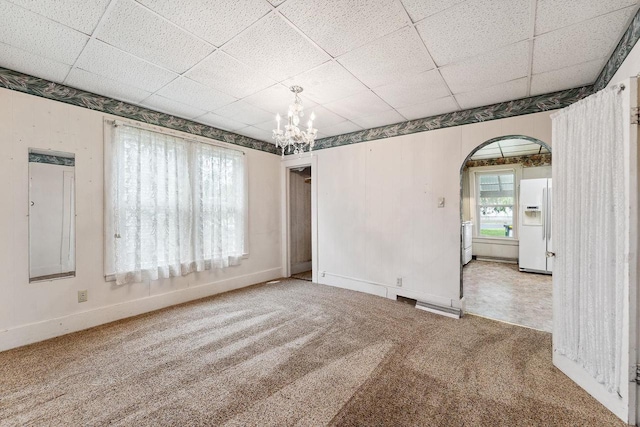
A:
[0, 0, 637, 143]
[470, 138, 550, 160]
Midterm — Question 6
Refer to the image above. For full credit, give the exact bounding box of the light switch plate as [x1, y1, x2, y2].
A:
[438, 197, 445, 208]
[78, 290, 88, 303]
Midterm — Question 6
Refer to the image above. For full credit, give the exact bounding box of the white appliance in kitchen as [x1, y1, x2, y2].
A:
[519, 178, 552, 274]
[462, 221, 473, 265]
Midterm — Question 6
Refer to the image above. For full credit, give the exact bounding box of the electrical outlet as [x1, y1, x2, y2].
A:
[78, 290, 88, 303]
[321, 271, 326, 277]
[438, 197, 445, 208]
[397, 277, 403, 287]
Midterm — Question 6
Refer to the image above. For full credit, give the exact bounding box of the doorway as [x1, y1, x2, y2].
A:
[460, 136, 553, 331]
[289, 166, 312, 281]
[280, 154, 318, 283]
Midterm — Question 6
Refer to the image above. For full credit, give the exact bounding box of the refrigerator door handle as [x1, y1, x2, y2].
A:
[547, 187, 552, 240]
[542, 188, 546, 240]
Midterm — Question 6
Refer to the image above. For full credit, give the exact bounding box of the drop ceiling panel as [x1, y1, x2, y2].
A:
[66, 68, 152, 103]
[501, 144, 543, 153]
[532, 6, 636, 74]
[214, 101, 274, 126]
[531, 59, 604, 96]
[352, 110, 406, 129]
[96, 0, 214, 73]
[0, 1, 89, 65]
[157, 77, 236, 112]
[0, 42, 70, 83]
[278, 0, 409, 57]
[141, 95, 207, 120]
[197, 112, 246, 131]
[503, 148, 543, 157]
[373, 69, 450, 109]
[308, 106, 349, 128]
[338, 27, 435, 88]
[236, 126, 270, 142]
[323, 91, 393, 121]
[136, 0, 271, 47]
[74, 39, 178, 93]
[6, 0, 111, 35]
[222, 13, 329, 81]
[498, 139, 537, 147]
[244, 84, 318, 115]
[284, 61, 369, 105]
[416, 0, 530, 66]
[455, 78, 528, 110]
[321, 120, 363, 137]
[396, 96, 458, 120]
[185, 51, 275, 99]
[535, 0, 638, 35]
[400, 0, 467, 23]
[440, 41, 530, 94]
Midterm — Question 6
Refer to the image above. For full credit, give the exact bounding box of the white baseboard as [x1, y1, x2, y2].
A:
[0, 267, 281, 352]
[319, 271, 464, 318]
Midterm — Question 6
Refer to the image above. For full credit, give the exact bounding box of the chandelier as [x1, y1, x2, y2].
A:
[273, 86, 317, 157]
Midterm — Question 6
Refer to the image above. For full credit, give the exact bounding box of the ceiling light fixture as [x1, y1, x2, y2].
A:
[273, 86, 317, 157]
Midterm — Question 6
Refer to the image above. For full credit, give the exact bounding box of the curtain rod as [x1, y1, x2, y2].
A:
[108, 119, 246, 155]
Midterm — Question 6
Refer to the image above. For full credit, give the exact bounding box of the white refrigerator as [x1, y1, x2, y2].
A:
[519, 178, 552, 274]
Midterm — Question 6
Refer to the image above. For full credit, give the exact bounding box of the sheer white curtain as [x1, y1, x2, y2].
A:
[106, 124, 246, 285]
[551, 85, 625, 394]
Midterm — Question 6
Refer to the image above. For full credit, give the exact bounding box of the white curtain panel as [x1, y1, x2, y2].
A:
[107, 125, 246, 285]
[551, 85, 626, 394]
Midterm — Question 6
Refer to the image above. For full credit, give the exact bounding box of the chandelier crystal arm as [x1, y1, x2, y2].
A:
[273, 86, 317, 157]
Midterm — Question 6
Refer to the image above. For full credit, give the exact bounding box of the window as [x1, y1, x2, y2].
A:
[105, 123, 247, 285]
[475, 170, 515, 238]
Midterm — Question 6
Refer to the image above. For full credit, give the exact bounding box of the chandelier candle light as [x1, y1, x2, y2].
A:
[273, 86, 317, 157]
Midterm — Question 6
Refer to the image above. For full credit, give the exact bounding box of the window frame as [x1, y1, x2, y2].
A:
[102, 118, 249, 282]
[468, 164, 521, 241]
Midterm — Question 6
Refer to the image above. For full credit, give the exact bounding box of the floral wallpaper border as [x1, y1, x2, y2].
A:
[0, 67, 279, 155]
[313, 86, 593, 151]
[594, 7, 640, 91]
[464, 153, 551, 170]
[29, 152, 75, 166]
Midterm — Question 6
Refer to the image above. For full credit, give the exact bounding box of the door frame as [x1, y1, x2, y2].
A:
[280, 153, 318, 282]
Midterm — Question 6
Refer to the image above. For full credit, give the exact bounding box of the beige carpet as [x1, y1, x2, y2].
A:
[0, 279, 623, 426]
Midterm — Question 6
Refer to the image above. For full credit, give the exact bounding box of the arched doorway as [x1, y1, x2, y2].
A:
[460, 135, 552, 331]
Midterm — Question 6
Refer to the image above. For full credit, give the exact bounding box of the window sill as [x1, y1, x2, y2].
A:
[104, 253, 250, 283]
[473, 237, 519, 245]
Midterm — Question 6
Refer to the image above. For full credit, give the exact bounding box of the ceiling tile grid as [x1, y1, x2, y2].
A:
[142, 94, 207, 119]
[185, 51, 276, 99]
[396, 96, 459, 121]
[222, 13, 329, 81]
[0, 0, 638, 144]
[156, 77, 237, 112]
[532, 6, 637, 75]
[416, 0, 531, 67]
[95, 0, 214, 73]
[337, 26, 436, 88]
[65, 67, 152, 103]
[0, 0, 89, 65]
[72, 39, 178, 93]
[373, 69, 451, 109]
[0, 42, 71, 83]
[284, 61, 369, 105]
[440, 41, 530, 95]
[455, 78, 529, 110]
[6, 0, 111, 35]
[278, 0, 410, 57]
[135, 0, 271, 47]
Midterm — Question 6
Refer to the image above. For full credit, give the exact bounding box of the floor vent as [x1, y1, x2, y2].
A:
[415, 301, 462, 319]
